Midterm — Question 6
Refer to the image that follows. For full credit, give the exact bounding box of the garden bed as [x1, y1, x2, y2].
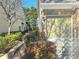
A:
[0, 32, 22, 56]
[24, 31, 56, 59]
[0, 42, 26, 59]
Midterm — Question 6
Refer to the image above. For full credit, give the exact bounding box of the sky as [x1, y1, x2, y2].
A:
[22, 0, 37, 8]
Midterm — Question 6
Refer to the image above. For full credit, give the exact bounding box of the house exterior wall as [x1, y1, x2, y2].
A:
[0, 0, 26, 34]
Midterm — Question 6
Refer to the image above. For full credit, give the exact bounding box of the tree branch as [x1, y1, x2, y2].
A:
[0, 0, 22, 34]
[48, 19, 55, 38]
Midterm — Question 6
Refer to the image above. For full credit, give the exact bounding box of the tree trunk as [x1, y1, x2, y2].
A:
[8, 26, 11, 35]
[8, 20, 11, 35]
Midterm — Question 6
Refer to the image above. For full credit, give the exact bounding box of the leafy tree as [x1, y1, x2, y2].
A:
[23, 7, 38, 31]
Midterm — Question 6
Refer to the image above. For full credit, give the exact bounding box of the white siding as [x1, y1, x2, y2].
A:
[0, 0, 26, 34]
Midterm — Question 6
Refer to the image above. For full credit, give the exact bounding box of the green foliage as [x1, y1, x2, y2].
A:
[5, 32, 22, 41]
[24, 30, 39, 47]
[0, 32, 22, 53]
[23, 7, 38, 29]
[0, 37, 7, 53]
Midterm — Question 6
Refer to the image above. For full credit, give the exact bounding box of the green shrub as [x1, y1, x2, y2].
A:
[0, 37, 8, 53]
[5, 32, 22, 41]
[0, 32, 22, 53]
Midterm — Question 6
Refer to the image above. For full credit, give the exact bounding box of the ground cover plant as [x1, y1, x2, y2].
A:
[0, 32, 22, 56]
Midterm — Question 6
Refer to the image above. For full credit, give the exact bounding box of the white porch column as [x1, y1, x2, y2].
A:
[39, 8, 43, 32]
[75, 9, 79, 59]
[68, 15, 74, 59]
[73, 8, 79, 59]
